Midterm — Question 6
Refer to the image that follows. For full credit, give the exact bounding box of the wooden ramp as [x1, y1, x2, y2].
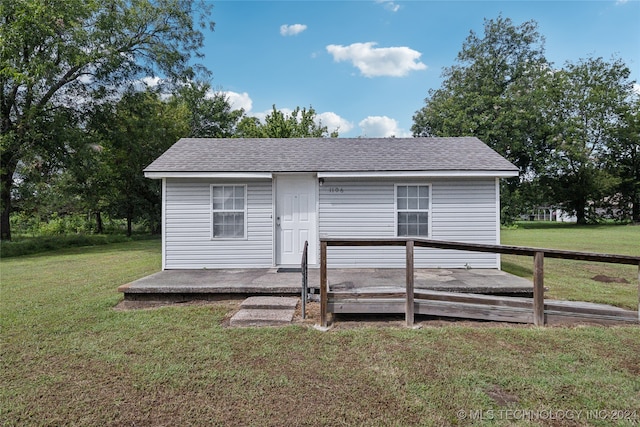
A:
[328, 289, 639, 326]
[319, 237, 640, 327]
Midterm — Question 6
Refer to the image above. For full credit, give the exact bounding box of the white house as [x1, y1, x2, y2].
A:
[144, 137, 519, 270]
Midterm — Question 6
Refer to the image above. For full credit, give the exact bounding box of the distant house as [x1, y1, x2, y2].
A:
[144, 137, 519, 270]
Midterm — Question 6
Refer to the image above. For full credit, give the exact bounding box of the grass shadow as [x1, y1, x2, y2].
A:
[1, 235, 160, 258]
[510, 221, 635, 231]
[501, 260, 532, 278]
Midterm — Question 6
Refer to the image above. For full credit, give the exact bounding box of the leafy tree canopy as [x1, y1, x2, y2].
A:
[1, 0, 213, 240]
[89, 88, 189, 236]
[412, 15, 639, 224]
[170, 81, 244, 138]
[236, 105, 339, 138]
[541, 57, 636, 224]
[605, 97, 640, 222]
[412, 15, 551, 176]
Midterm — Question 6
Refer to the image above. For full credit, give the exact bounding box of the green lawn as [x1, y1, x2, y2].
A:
[1, 228, 639, 426]
[501, 222, 639, 310]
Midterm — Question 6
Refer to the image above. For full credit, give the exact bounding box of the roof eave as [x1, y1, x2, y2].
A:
[317, 170, 520, 178]
[144, 171, 273, 179]
[145, 170, 519, 179]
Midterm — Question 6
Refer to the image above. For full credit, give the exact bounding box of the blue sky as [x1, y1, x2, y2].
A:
[194, 0, 640, 137]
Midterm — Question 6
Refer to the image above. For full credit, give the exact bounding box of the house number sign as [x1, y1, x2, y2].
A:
[328, 187, 344, 193]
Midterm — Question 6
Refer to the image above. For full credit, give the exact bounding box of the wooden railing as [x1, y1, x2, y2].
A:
[319, 237, 640, 327]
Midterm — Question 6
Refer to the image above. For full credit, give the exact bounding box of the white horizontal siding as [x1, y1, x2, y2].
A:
[319, 178, 499, 268]
[164, 179, 273, 269]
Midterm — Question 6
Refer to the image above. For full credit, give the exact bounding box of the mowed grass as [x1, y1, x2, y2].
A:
[501, 222, 640, 310]
[2, 229, 640, 426]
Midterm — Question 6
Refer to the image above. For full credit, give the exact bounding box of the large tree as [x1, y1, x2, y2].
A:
[412, 16, 554, 221]
[541, 57, 636, 224]
[412, 16, 551, 174]
[606, 97, 640, 222]
[89, 89, 189, 236]
[0, 0, 213, 240]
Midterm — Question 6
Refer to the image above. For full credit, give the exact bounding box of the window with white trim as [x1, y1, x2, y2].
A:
[396, 184, 430, 237]
[211, 185, 246, 238]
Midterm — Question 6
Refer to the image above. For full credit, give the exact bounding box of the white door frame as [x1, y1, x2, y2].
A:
[274, 174, 318, 266]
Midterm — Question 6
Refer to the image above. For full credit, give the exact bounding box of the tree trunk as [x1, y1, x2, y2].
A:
[575, 200, 587, 225]
[95, 211, 104, 234]
[0, 165, 15, 241]
[632, 191, 639, 224]
[126, 215, 132, 237]
[0, 192, 11, 241]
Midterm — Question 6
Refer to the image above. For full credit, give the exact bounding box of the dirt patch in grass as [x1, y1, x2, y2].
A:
[591, 274, 630, 284]
[486, 384, 520, 406]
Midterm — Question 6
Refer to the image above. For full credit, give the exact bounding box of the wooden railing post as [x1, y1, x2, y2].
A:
[533, 251, 545, 326]
[406, 240, 415, 327]
[320, 240, 328, 327]
[301, 241, 308, 320]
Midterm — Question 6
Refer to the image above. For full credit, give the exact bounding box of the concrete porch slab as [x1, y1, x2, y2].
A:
[119, 268, 534, 302]
[117, 269, 302, 299]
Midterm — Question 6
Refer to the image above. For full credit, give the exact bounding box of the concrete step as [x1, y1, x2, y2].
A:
[229, 308, 296, 327]
[229, 296, 300, 327]
[240, 296, 299, 310]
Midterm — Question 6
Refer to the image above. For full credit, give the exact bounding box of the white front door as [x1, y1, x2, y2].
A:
[276, 174, 317, 266]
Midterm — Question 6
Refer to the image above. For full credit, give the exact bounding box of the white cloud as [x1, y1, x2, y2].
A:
[633, 83, 640, 96]
[616, 0, 629, 4]
[358, 116, 411, 137]
[222, 91, 253, 112]
[376, 0, 400, 12]
[317, 112, 354, 135]
[141, 76, 162, 87]
[326, 42, 427, 77]
[134, 76, 172, 99]
[78, 73, 95, 85]
[280, 24, 307, 36]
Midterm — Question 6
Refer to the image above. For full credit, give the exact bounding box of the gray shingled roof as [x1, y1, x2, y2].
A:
[144, 137, 519, 173]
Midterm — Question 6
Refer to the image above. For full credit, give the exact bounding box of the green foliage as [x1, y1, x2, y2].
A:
[8, 210, 147, 238]
[235, 105, 338, 138]
[170, 81, 244, 137]
[0, 0, 213, 240]
[540, 57, 634, 224]
[89, 88, 189, 235]
[235, 116, 265, 138]
[412, 16, 552, 222]
[412, 15, 639, 224]
[605, 97, 640, 222]
[0, 233, 156, 258]
[412, 16, 550, 174]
